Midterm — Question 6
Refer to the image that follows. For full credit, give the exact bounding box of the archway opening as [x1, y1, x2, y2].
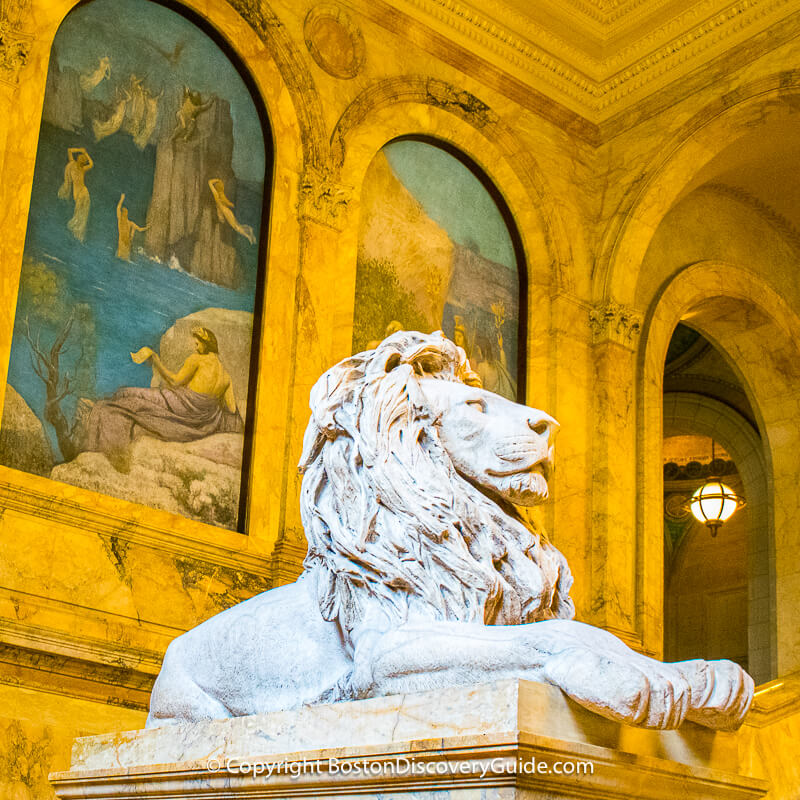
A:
[663, 324, 769, 673]
[660, 321, 772, 681]
[662, 324, 762, 674]
[663, 430, 749, 670]
[641, 277, 792, 684]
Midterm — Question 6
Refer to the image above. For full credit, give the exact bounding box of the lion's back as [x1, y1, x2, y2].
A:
[150, 572, 352, 720]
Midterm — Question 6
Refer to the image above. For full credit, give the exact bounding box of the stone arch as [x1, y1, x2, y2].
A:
[640, 261, 800, 679]
[597, 72, 800, 306]
[331, 76, 573, 296]
[663, 392, 771, 683]
[222, 0, 327, 170]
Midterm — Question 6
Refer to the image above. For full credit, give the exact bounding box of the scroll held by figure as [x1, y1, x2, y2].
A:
[78, 326, 242, 467]
[147, 330, 754, 733]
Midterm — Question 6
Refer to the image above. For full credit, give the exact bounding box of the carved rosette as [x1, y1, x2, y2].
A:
[298, 166, 353, 229]
[589, 301, 642, 348]
[304, 4, 365, 80]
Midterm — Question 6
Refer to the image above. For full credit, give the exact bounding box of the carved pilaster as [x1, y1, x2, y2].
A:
[268, 532, 307, 587]
[589, 301, 642, 349]
[298, 166, 352, 230]
[0, 0, 32, 85]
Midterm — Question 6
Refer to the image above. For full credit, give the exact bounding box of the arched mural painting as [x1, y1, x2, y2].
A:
[353, 138, 523, 401]
[0, 0, 269, 531]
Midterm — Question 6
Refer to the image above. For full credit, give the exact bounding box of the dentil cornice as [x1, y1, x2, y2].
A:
[387, 0, 798, 119]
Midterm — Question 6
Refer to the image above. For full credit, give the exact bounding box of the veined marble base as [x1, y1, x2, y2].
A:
[50, 679, 768, 799]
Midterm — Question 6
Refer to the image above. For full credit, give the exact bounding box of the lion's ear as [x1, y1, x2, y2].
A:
[412, 350, 444, 375]
[384, 353, 402, 373]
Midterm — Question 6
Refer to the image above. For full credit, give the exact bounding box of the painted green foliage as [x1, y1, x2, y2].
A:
[354, 140, 521, 400]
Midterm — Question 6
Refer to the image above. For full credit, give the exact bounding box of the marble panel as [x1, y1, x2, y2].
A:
[50, 681, 767, 800]
[68, 680, 739, 773]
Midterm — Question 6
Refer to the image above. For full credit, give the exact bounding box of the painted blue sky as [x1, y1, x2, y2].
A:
[54, 0, 266, 183]
[383, 140, 516, 270]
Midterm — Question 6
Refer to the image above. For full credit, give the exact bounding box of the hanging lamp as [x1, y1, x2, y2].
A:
[688, 440, 745, 537]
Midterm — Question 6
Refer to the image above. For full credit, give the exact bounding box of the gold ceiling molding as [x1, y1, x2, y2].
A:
[387, 0, 798, 118]
[598, 0, 681, 26]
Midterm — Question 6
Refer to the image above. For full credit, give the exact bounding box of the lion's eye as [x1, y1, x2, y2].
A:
[466, 399, 486, 413]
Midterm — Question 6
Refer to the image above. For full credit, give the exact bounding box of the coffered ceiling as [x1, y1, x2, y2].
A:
[388, 0, 800, 121]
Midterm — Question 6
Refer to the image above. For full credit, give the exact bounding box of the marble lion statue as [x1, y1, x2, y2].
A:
[147, 330, 753, 730]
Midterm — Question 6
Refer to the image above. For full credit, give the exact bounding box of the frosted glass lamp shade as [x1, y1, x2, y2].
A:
[689, 480, 744, 536]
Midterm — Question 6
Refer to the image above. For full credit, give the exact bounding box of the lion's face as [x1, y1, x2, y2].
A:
[300, 331, 574, 632]
[418, 378, 558, 506]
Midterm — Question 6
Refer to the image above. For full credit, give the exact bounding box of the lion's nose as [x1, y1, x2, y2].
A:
[528, 412, 559, 444]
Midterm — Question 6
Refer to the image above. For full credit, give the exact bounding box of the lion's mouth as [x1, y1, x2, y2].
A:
[487, 458, 552, 483]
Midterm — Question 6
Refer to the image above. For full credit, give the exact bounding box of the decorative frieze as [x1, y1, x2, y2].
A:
[589, 301, 642, 347]
[391, 0, 796, 117]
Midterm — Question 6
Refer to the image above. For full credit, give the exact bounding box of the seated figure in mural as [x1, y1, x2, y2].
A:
[79, 327, 242, 467]
[208, 178, 256, 244]
[147, 330, 753, 733]
[116, 193, 149, 261]
[57, 147, 93, 243]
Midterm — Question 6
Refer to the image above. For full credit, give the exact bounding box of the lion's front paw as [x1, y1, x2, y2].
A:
[544, 647, 691, 729]
[677, 659, 754, 731]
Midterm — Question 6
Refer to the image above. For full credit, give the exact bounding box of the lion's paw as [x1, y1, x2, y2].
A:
[677, 659, 754, 731]
[544, 647, 691, 729]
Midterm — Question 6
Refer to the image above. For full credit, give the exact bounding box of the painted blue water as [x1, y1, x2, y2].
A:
[8, 122, 265, 458]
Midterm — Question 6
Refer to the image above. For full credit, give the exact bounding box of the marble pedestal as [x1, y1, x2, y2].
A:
[50, 679, 768, 800]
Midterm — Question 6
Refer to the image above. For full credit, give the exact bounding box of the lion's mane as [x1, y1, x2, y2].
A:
[299, 331, 574, 645]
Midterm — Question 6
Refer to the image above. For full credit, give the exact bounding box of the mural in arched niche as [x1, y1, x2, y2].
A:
[353, 138, 523, 400]
[0, 0, 270, 531]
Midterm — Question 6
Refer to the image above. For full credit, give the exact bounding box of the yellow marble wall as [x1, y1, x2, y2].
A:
[0, 0, 798, 795]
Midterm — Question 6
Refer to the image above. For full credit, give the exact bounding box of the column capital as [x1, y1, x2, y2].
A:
[589, 301, 643, 348]
[298, 166, 353, 230]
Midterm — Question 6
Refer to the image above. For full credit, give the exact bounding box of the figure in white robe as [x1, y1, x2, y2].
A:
[57, 147, 94, 243]
[93, 88, 129, 141]
[80, 56, 111, 93]
[133, 88, 161, 149]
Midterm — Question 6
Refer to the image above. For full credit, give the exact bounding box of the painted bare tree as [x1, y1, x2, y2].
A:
[21, 310, 77, 461]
